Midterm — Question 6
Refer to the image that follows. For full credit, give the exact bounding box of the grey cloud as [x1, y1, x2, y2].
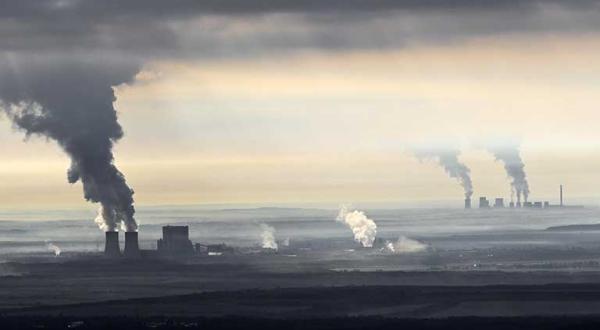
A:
[2, 0, 600, 58]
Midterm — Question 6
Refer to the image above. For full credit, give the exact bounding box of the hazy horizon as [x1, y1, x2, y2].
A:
[3, 1, 600, 211]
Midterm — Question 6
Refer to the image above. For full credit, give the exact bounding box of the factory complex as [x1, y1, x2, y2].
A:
[104, 225, 234, 258]
[464, 185, 584, 210]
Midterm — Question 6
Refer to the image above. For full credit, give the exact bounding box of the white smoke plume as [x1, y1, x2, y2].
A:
[282, 237, 291, 247]
[260, 224, 278, 250]
[45, 241, 61, 257]
[385, 236, 427, 254]
[414, 148, 473, 199]
[336, 205, 377, 248]
[489, 145, 530, 203]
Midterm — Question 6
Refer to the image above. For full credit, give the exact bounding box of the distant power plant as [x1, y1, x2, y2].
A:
[468, 185, 583, 210]
[104, 225, 236, 258]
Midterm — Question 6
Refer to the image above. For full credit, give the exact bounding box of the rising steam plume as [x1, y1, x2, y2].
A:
[415, 149, 473, 199]
[489, 146, 530, 203]
[0, 57, 140, 232]
[336, 205, 377, 248]
[385, 236, 427, 254]
[260, 224, 278, 250]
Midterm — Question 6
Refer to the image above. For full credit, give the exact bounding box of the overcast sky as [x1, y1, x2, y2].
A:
[2, 0, 600, 209]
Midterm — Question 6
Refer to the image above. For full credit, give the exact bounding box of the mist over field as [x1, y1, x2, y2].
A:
[3, 206, 600, 271]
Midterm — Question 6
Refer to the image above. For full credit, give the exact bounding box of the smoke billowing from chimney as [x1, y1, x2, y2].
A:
[489, 145, 530, 203]
[415, 149, 473, 199]
[0, 57, 140, 232]
[260, 224, 278, 250]
[336, 205, 377, 248]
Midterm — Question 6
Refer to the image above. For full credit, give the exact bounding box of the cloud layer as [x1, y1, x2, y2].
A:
[2, 0, 600, 60]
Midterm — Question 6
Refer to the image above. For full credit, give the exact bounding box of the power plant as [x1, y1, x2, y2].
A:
[103, 225, 236, 258]
[469, 185, 583, 210]
[479, 197, 490, 208]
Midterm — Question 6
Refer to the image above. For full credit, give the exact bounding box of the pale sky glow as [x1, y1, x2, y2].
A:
[3, 21, 600, 208]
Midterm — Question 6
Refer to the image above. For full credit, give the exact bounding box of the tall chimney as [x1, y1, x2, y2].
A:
[560, 184, 564, 207]
[464, 197, 471, 209]
[104, 232, 121, 257]
[124, 232, 141, 258]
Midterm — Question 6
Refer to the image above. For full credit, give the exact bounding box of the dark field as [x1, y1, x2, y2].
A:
[4, 207, 600, 328]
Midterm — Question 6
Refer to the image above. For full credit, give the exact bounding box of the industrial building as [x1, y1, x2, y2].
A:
[479, 197, 490, 208]
[470, 185, 584, 210]
[103, 225, 236, 258]
[494, 198, 505, 208]
[196, 243, 235, 255]
[157, 225, 195, 255]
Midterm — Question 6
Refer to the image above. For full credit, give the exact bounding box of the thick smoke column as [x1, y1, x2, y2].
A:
[415, 149, 473, 199]
[0, 57, 140, 232]
[385, 236, 427, 254]
[336, 205, 377, 248]
[489, 146, 530, 203]
[260, 224, 278, 250]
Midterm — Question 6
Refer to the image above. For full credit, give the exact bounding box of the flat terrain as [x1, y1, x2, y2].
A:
[8, 284, 600, 319]
[5, 256, 600, 320]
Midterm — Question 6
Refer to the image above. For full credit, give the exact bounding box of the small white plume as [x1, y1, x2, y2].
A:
[385, 236, 427, 254]
[94, 206, 111, 232]
[336, 205, 377, 248]
[45, 241, 61, 257]
[260, 224, 278, 250]
[282, 237, 290, 247]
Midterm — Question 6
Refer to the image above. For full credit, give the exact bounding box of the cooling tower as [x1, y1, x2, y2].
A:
[104, 231, 121, 257]
[464, 198, 472, 209]
[124, 232, 141, 258]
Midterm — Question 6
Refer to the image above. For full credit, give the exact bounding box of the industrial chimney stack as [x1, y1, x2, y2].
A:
[104, 232, 121, 257]
[124, 232, 141, 258]
[560, 185, 564, 207]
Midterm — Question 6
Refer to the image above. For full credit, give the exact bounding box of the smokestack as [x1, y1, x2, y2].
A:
[465, 197, 472, 209]
[104, 232, 121, 257]
[124, 232, 141, 258]
[560, 185, 564, 207]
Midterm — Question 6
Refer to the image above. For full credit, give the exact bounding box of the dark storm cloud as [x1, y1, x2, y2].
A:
[1, 0, 600, 57]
